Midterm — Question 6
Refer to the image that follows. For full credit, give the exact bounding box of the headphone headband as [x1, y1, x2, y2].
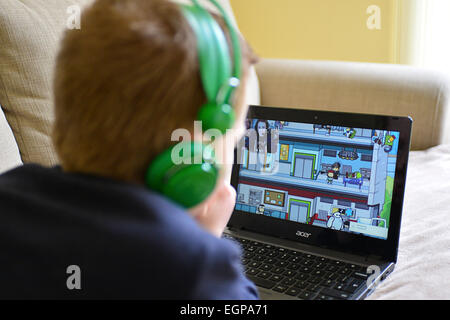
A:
[182, 0, 242, 106]
[145, 0, 242, 208]
[207, 0, 241, 79]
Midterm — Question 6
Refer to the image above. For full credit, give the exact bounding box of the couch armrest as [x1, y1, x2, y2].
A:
[255, 58, 450, 150]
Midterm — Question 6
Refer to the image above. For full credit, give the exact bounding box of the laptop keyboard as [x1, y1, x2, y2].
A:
[224, 234, 370, 300]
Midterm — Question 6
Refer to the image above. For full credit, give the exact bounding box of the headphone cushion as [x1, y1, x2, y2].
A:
[162, 162, 218, 208]
[146, 142, 219, 208]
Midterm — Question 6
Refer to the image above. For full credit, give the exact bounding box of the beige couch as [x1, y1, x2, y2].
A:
[1, 0, 450, 299]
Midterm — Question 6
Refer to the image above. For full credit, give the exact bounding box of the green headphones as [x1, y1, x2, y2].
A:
[145, 0, 242, 208]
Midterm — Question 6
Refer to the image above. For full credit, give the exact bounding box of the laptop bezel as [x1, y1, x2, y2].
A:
[228, 105, 412, 263]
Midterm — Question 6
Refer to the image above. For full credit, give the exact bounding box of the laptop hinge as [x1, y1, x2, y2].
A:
[364, 254, 389, 265]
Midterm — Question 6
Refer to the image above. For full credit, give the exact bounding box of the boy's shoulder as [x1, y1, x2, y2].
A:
[0, 163, 239, 257]
[0, 164, 248, 299]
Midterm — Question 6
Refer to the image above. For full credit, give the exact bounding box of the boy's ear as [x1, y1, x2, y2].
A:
[243, 66, 261, 106]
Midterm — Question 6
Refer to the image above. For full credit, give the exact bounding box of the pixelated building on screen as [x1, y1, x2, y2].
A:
[236, 121, 399, 239]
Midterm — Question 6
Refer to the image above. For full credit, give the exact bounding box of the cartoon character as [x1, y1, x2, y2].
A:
[308, 213, 318, 225]
[331, 162, 341, 179]
[346, 171, 362, 179]
[331, 207, 352, 216]
[251, 119, 279, 172]
[344, 128, 356, 139]
[384, 135, 396, 152]
[327, 170, 334, 184]
[313, 124, 332, 135]
[257, 204, 265, 215]
[372, 131, 386, 146]
[327, 212, 344, 230]
[274, 120, 286, 130]
[344, 208, 353, 217]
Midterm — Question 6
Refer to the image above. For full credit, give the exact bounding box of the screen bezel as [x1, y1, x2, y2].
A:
[229, 105, 412, 262]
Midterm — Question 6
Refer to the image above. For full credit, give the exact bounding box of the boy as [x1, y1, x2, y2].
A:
[0, 0, 259, 299]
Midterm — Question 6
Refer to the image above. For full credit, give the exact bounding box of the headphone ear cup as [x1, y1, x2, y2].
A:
[145, 142, 219, 208]
[198, 102, 235, 134]
[162, 162, 218, 208]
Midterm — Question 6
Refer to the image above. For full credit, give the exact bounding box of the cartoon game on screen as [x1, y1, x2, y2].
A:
[235, 120, 399, 240]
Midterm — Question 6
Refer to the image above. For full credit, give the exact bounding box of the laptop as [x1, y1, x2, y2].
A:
[223, 105, 412, 300]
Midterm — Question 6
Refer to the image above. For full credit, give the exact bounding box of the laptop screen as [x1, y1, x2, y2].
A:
[234, 119, 400, 240]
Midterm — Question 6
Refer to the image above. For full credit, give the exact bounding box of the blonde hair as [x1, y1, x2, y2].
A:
[53, 0, 258, 184]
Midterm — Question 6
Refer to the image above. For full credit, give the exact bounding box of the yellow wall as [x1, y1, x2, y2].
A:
[230, 0, 398, 64]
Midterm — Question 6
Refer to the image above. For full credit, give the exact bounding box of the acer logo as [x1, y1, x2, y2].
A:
[296, 231, 312, 238]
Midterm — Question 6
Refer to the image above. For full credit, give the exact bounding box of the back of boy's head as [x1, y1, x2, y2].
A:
[53, 0, 258, 184]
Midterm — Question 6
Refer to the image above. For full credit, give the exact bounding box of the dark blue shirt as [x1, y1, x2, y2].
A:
[0, 164, 258, 299]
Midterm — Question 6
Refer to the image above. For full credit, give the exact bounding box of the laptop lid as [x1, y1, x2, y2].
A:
[228, 106, 412, 263]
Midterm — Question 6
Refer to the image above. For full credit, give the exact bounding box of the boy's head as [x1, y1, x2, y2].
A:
[53, 0, 258, 184]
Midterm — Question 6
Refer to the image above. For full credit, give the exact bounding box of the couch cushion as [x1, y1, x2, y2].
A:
[0, 0, 259, 167]
[0, 106, 22, 173]
[0, 0, 94, 166]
